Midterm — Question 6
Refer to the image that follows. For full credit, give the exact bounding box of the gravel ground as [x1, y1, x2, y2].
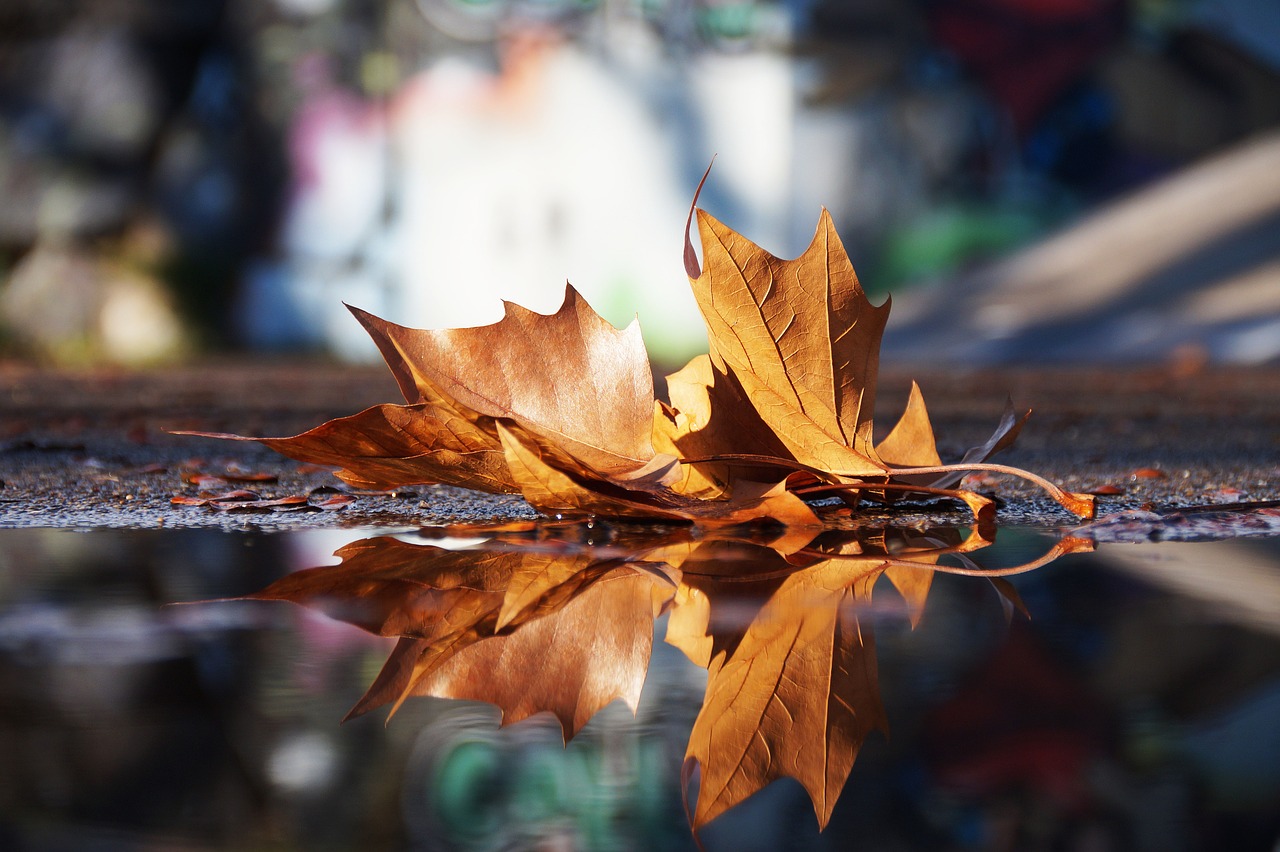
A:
[0, 361, 1276, 531]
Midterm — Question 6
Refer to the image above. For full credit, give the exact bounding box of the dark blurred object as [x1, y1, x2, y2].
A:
[0, 0, 282, 359]
[926, 0, 1126, 136]
[925, 628, 1111, 835]
[1101, 26, 1280, 163]
[924, 0, 1280, 198]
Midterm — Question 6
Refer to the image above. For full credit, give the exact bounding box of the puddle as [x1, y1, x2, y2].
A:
[1, 524, 1278, 850]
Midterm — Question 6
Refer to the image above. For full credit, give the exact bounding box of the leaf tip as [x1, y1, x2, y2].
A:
[339, 702, 368, 725]
[1057, 534, 1097, 555]
[684, 158, 715, 279]
[680, 755, 702, 829]
[1064, 492, 1098, 520]
[344, 302, 372, 322]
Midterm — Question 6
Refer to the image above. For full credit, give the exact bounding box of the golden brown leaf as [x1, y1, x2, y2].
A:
[258, 403, 516, 492]
[498, 419, 823, 528]
[350, 286, 670, 479]
[686, 207, 889, 476]
[673, 190, 1092, 518]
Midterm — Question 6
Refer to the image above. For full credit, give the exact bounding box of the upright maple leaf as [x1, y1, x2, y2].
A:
[662, 175, 1094, 519]
[684, 207, 890, 476]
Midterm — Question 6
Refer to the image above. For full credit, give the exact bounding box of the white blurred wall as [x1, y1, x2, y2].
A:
[240, 24, 817, 364]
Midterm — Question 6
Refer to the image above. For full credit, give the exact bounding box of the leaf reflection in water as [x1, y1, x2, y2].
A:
[229, 522, 1091, 835]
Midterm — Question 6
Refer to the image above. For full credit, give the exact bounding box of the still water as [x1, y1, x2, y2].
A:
[0, 523, 1278, 851]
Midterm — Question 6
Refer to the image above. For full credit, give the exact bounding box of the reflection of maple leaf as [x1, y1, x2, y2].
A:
[244, 534, 678, 740]
[667, 540, 892, 830]
[390, 565, 672, 739]
[213, 521, 1089, 835]
[665, 527, 1091, 831]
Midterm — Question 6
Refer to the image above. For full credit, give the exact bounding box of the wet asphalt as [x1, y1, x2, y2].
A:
[0, 362, 1276, 532]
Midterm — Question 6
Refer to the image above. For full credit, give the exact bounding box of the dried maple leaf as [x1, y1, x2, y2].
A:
[347, 291, 665, 478]
[188, 286, 669, 489]
[180, 171, 1093, 523]
[666, 176, 1093, 519]
[182, 285, 821, 527]
[682, 207, 890, 476]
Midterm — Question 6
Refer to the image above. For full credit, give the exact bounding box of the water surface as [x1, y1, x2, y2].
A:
[1, 524, 1278, 851]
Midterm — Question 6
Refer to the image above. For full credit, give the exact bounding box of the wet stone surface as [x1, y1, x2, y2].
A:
[1, 362, 1277, 531]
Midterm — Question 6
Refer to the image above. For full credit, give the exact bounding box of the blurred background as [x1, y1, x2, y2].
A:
[0, 0, 1277, 368]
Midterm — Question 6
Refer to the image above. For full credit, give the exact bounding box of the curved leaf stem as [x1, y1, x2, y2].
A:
[680, 453, 855, 482]
[879, 462, 1095, 518]
[680, 455, 1095, 519]
[883, 535, 1094, 577]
